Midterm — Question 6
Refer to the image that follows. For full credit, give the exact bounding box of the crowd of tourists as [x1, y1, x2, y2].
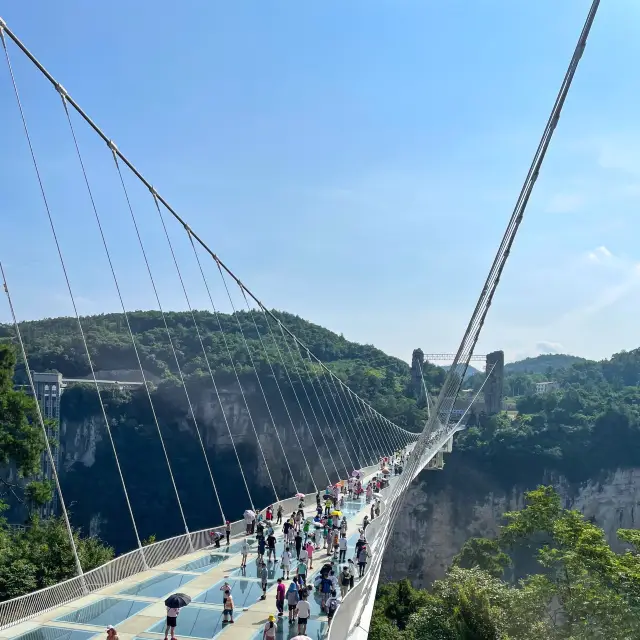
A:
[164, 448, 409, 639]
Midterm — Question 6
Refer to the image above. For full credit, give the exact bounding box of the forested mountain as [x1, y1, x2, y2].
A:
[459, 347, 640, 483]
[0, 310, 445, 430]
[504, 353, 588, 374]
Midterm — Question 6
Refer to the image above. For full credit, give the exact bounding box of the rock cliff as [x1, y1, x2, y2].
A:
[383, 454, 640, 587]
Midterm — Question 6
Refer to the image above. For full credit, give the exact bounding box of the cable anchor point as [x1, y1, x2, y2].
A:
[107, 140, 118, 154]
[0, 17, 6, 30]
[55, 82, 68, 98]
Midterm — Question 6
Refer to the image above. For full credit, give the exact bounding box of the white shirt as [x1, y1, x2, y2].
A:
[339, 538, 347, 551]
[167, 607, 180, 617]
[296, 600, 311, 618]
[241, 541, 249, 554]
[281, 551, 291, 566]
[299, 548, 308, 561]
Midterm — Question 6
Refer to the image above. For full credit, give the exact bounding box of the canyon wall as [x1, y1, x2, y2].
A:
[383, 454, 640, 587]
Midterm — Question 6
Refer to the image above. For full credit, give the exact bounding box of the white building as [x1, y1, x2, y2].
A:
[535, 381, 559, 395]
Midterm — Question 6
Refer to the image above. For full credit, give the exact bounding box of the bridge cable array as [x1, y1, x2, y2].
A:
[0, 16, 416, 586]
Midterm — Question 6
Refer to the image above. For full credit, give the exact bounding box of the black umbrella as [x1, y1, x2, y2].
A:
[165, 593, 191, 608]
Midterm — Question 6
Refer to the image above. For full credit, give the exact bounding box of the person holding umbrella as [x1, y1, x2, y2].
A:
[164, 593, 190, 640]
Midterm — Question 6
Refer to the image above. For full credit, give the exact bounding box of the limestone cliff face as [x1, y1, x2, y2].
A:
[56, 379, 352, 552]
[383, 458, 640, 587]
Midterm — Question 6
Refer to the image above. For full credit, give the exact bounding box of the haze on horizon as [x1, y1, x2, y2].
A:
[1, 1, 640, 366]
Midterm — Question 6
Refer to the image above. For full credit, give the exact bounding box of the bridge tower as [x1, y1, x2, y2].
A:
[484, 350, 504, 414]
[410, 348, 425, 401]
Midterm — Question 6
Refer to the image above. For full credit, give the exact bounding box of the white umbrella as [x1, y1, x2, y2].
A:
[243, 509, 255, 519]
[373, 492, 383, 499]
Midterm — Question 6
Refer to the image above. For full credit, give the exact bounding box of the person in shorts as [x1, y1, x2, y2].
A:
[295, 594, 311, 635]
[222, 591, 234, 623]
[164, 606, 179, 640]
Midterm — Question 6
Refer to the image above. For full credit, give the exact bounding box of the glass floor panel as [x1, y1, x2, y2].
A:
[251, 617, 329, 640]
[229, 558, 281, 580]
[12, 628, 97, 640]
[194, 578, 277, 608]
[119, 572, 197, 597]
[55, 598, 150, 627]
[176, 554, 229, 573]
[146, 605, 241, 639]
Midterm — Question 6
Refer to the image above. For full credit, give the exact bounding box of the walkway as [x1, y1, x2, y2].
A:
[0, 471, 398, 640]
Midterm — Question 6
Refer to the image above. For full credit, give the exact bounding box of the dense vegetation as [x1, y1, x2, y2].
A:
[373, 486, 640, 639]
[457, 348, 640, 483]
[0, 310, 444, 430]
[0, 345, 113, 601]
[503, 353, 588, 375]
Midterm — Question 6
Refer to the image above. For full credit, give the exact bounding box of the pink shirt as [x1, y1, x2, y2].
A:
[305, 543, 314, 558]
[276, 583, 286, 600]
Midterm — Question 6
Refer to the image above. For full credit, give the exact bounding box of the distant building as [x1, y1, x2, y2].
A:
[535, 381, 559, 395]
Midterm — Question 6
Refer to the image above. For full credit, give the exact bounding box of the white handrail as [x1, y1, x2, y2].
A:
[0, 461, 384, 630]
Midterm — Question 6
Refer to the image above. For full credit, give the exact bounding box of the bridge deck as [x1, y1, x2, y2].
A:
[0, 475, 394, 640]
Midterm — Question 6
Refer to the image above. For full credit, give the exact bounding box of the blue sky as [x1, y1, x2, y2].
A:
[1, 0, 640, 365]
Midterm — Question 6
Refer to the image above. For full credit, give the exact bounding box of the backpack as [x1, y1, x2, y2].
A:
[328, 599, 338, 614]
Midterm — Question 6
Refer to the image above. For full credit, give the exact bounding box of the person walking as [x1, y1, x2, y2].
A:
[275, 577, 285, 617]
[267, 531, 277, 563]
[225, 520, 231, 545]
[286, 580, 299, 623]
[305, 540, 314, 569]
[106, 626, 119, 640]
[347, 558, 356, 589]
[357, 546, 369, 578]
[163, 606, 179, 640]
[260, 564, 268, 600]
[295, 531, 303, 559]
[240, 539, 249, 569]
[263, 614, 277, 640]
[276, 505, 283, 524]
[296, 558, 307, 587]
[326, 591, 340, 627]
[340, 565, 350, 597]
[281, 547, 292, 580]
[222, 590, 234, 624]
[338, 534, 347, 563]
[295, 592, 311, 635]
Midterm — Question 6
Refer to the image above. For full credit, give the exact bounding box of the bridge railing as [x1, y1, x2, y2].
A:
[0, 462, 383, 630]
[328, 429, 459, 640]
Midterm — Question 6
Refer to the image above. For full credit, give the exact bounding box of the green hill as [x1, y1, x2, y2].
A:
[504, 353, 588, 375]
[0, 309, 445, 430]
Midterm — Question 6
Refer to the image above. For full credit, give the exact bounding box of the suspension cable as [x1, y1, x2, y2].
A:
[297, 347, 350, 479]
[57, 94, 156, 562]
[215, 262, 282, 503]
[329, 376, 371, 468]
[237, 287, 301, 493]
[275, 321, 331, 485]
[303, 352, 358, 473]
[331, 376, 375, 466]
[289, 338, 343, 480]
[255, 308, 318, 491]
[0, 262, 86, 588]
[2, 28, 175, 561]
[347, 2, 602, 631]
[0, 16, 410, 462]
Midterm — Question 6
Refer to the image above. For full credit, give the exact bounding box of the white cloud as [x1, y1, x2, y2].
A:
[545, 193, 585, 214]
[587, 245, 613, 263]
[535, 341, 564, 354]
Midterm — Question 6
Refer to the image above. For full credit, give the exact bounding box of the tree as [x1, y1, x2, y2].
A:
[452, 537, 511, 578]
[0, 344, 114, 602]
